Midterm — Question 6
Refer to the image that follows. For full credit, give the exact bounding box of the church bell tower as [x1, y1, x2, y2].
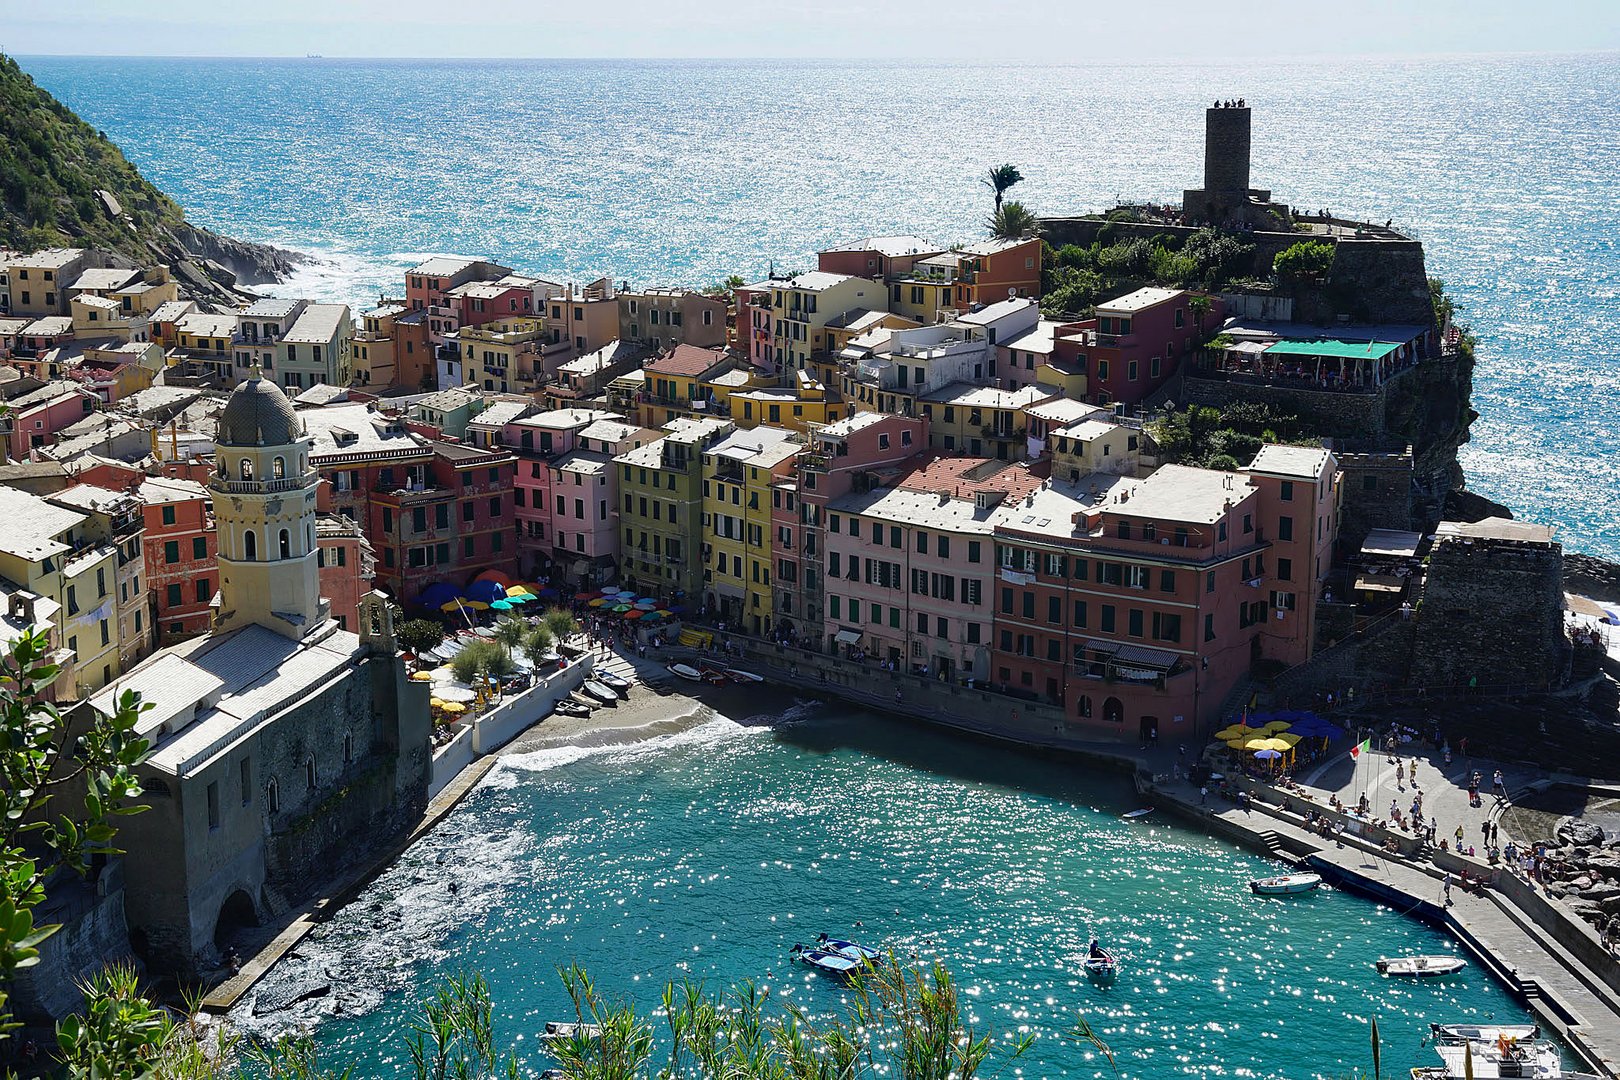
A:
[209, 374, 329, 639]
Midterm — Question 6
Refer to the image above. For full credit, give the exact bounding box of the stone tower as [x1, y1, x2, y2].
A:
[1203, 104, 1251, 199]
[209, 374, 329, 639]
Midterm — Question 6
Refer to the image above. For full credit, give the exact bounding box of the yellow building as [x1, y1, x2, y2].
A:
[456, 317, 546, 394]
[767, 272, 888, 371]
[0, 485, 125, 694]
[824, 309, 917, 356]
[700, 425, 799, 629]
[637, 344, 732, 428]
[354, 302, 405, 388]
[726, 369, 844, 434]
[919, 382, 1056, 461]
[890, 259, 958, 324]
[1049, 417, 1146, 482]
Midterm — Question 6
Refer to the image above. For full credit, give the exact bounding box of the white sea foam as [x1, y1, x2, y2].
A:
[496, 713, 768, 778]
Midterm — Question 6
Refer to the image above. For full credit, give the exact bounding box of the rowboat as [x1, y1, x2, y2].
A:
[791, 943, 862, 980]
[1083, 947, 1119, 983]
[581, 679, 619, 704]
[596, 671, 633, 694]
[553, 699, 592, 718]
[725, 668, 765, 683]
[816, 933, 879, 963]
[1122, 808, 1153, 820]
[668, 663, 704, 681]
[1250, 872, 1322, 895]
[1377, 955, 1467, 978]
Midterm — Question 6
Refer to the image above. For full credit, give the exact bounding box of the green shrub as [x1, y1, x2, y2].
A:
[1273, 240, 1335, 280]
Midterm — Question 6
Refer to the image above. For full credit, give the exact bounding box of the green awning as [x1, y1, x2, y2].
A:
[1264, 339, 1401, 360]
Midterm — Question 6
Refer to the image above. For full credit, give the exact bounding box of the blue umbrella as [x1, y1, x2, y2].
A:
[419, 582, 461, 609]
[466, 580, 506, 604]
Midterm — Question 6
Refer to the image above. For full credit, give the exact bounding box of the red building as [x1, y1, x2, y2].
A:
[315, 514, 370, 631]
[817, 235, 945, 281]
[988, 448, 1338, 742]
[137, 475, 216, 643]
[1057, 287, 1223, 406]
[368, 439, 518, 606]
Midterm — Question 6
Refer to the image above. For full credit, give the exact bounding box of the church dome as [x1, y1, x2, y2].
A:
[218, 376, 303, 447]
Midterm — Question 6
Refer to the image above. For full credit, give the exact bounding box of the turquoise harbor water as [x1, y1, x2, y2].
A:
[237, 708, 1529, 1078]
[17, 52, 1620, 557]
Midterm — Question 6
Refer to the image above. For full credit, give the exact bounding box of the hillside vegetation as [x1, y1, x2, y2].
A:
[0, 53, 187, 254]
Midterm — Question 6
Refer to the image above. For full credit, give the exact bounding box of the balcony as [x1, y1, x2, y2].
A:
[981, 425, 1024, 441]
[372, 481, 446, 502]
[216, 473, 317, 495]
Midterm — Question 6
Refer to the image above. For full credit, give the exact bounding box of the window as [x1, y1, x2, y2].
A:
[1159, 569, 1176, 592]
[344, 732, 354, 764]
[1280, 480, 1294, 502]
[1101, 605, 1116, 633]
[267, 776, 280, 814]
[1278, 516, 1294, 541]
[1073, 599, 1087, 627]
[1000, 587, 1013, 614]
[1243, 513, 1253, 534]
[279, 529, 291, 559]
[195, 579, 210, 603]
[1271, 590, 1297, 611]
[1205, 614, 1216, 642]
[207, 781, 220, 830]
[193, 536, 207, 559]
[164, 540, 180, 563]
[1207, 571, 1216, 594]
[161, 505, 177, 526]
[1152, 612, 1182, 642]
[968, 541, 981, 563]
[1278, 557, 1293, 581]
[306, 757, 316, 789]
[240, 758, 252, 805]
[1022, 591, 1035, 618]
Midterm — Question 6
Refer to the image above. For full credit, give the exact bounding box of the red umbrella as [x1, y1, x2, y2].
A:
[573, 591, 596, 601]
[625, 609, 646, 619]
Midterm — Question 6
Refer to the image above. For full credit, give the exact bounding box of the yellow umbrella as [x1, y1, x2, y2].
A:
[430, 697, 447, 708]
[1215, 724, 1253, 741]
[410, 670, 433, 682]
[1261, 720, 1292, 733]
[1246, 737, 1293, 752]
[440, 600, 466, 613]
[1271, 732, 1303, 747]
[440, 701, 467, 714]
[505, 585, 533, 597]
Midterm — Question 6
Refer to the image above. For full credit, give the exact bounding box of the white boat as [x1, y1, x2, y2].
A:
[791, 943, 861, 979]
[668, 663, 704, 681]
[540, 1021, 602, 1042]
[1250, 872, 1322, 895]
[596, 671, 633, 693]
[1430, 1023, 1540, 1045]
[1122, 808, 1153, 820]
[581, 679, 619, 703]
[553, 698, 592, 717]
[1412, 1036, 1569, 1078]
[1377, 955, 1467, 978]
[724, 667, 765, 683]
[816, 933, 879, 963]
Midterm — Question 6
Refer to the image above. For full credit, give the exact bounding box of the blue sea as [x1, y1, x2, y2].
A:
[230, 709, 1526, 1079]
[18, 53, 1620, 558]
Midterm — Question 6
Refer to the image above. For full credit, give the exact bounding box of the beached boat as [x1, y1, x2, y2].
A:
[696, 662, 734, 684]
[596, 671, 633, 693]
[724, 668, 764, 683]
[791, 943, 862, 980]
[815, 933, 880, 963]
[1377, 955, 1467, 978]
[1249, 872, 1322, 895]
[1430, 1023, 1540, 1045]
[1411, 1034, 1573, 1078]
[1083, 947, 1119, 983]
[540, 1021, 602, 1042]
[553, 698, 592, 717]
[582, 679, 619, 704]
[668, 663, 704, 681]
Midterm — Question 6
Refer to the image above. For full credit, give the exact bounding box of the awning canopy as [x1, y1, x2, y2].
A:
[834, 628, 862, 645]
[1361, 528, 1422, 558]
[1354, 573, 1406, 594]
[1265, 339, 1401, 360]
[1079, 639, 1179, 672]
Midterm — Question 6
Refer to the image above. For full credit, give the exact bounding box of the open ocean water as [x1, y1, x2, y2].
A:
[19, 52, 1620, 557]
[229, 709, 1527, 1078]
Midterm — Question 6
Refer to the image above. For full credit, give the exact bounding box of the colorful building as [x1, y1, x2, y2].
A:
[136, 474, 217, 644]
[700, 425, 799, 628]
[637, 344, 733, 428]
[918, 383, 1054, 460]
[46, 484, 151, 675]
[352, 302, 405, 389]
[765, 272, 889, 372]
[619, 288, 728, 350]
[542, 281, 620, 358]
[275, 303, 352, 392]
[615, 417, 734, 603]
[816, 235, 944, 281]
[1060, 287, 1221, 406]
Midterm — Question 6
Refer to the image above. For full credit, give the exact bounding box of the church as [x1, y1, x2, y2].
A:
[81, 374, 433, 976]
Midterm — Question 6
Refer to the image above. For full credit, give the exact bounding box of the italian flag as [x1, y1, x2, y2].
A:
[1349, 738, 1370, 760]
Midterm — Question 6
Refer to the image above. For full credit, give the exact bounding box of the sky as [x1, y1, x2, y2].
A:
[2, 0, 1617, 59]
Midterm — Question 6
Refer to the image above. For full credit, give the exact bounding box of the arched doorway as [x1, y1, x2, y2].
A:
[214, 888, 259, 952]
[1103, 696, 1124, 725]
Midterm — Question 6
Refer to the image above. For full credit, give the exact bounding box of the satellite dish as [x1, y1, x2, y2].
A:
[1008, 287, 1018, 297]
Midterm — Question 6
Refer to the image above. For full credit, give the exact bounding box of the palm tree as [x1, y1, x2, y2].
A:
[986, 200, 1041, 242]
[981, 164, 1024, 212]
[523, 625, 555, 668]
[541, 606, 580, 641]
[1188, 294, 1212, 338]
[492, 617, 527, 660]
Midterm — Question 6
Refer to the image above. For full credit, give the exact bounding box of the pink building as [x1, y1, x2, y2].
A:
[503, 409, 653, 585]
[8, 380, 98, 458]
[1059, 287, 1224, 406]
[817, 235, 945, 281]
[736, 280, 774, 370]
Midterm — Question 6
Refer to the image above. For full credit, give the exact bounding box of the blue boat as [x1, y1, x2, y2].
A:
[816, 932, 880, 964]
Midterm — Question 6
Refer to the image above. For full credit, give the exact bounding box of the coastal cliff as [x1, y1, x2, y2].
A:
[0, 53, 297, 307]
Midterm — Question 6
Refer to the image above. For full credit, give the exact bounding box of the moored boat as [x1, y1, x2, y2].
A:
[1377, 955, 1467, 978]
[1122, 808, 1153, 820]
[596, 671, 633, 694]
[815, 932, 879, 963]
[1411, 1031, 1572, 1078]
[791, 943, 862, 980]
[724, 667, 764, 683]
[668, 663, 704, 681]
[1083, 945, 1119, 983]
[1429, 1023, 1539, 1045]
[582, 679, 619, 703]
[540, 1021, 603, 1042]
[1249, 872, 1322, 895]
[553, 698, 592, 717]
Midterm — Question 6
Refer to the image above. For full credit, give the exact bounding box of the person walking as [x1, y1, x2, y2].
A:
[1200, 785, 1208, 805]
[1442, 872, 1453, 906]
[1454, 824, 1465, 848]
[1493, 769, 1507, 800]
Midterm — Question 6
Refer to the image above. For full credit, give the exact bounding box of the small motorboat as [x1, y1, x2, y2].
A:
[790, 943, 862, 980]
[724, 668, 764, 683]
[553, 698, 592, 718]
[596, 671, 633, 694]
[668, 663, 704, 682]
[1430, 1023, 1540, 1045]
[1250, 872, 1322, 895]
[582, 679, 619, 704]
[815, 932, 879, 964]
[1083, 946, 1119, 983]
[540, 1021, 602, 1042]
[696, 662, 733, 684]
[1122, 808, 1153, 820]
[1378, 955, 1467, 978]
